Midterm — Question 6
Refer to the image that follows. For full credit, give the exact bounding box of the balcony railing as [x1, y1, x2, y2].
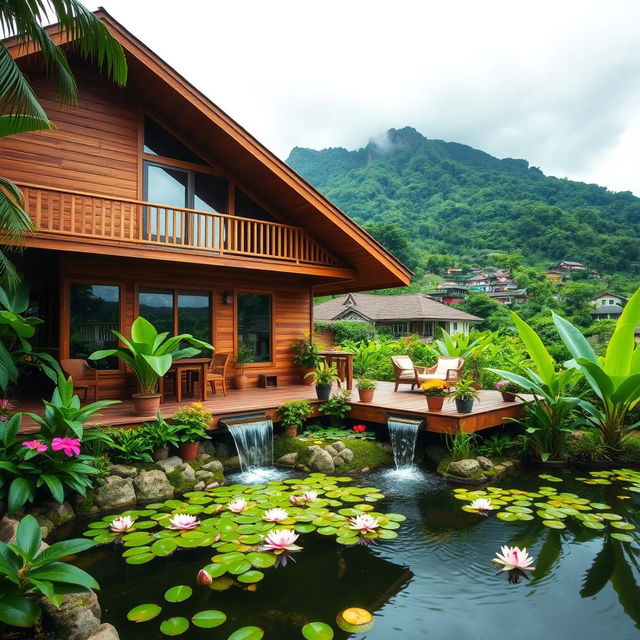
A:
[17, 183, 342, 268]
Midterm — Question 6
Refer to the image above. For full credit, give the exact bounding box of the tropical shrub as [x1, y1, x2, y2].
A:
[291, 336, 320, 369]
[318, 390, 352, 426]
[621, 433, 640, 462]
[305, 361, 340, 385]
[171, 402, 212, 432]
[278, 399, 313, 428]
[0, 515, 98, 628]
[477, 432, 518, 458]
[140, 412, 182, 450]
[105, 427, 154, 464]
[447, 432, 476, 461]
[314, 320, 375, 344]
[567, 429, 609, 462]
[430, 328, 492, 359]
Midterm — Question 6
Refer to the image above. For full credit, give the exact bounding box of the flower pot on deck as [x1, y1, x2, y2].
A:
[501, 391, 517, 402]
[426, 396, 445, 411]
[153, 447, 169, 461]
[233, 373, 249, 390]
[316, 383, 332, 401]
[358, 389, 375, 403]
[179, 441, 200, 461]
[283, 424, 299, 437]
[455, 397, 474, 413]
[300, 368, 315, 385]
[132, 393, 161, 417]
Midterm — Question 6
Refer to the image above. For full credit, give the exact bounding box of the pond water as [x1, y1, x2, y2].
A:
[68, 468, 640, 640]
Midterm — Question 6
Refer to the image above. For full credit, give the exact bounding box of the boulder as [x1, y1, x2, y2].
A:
[175, 463, 196, 484]
[447, 459, 482, 478]
[42, 591, 102, 640]
[203, 460, 224, 474]
[195, 470, 214, 481]
[156, 456, 183, 474]
[215, 442, 231, 460]
[206, 482, 220, 489]
[324, 445, 338, 458]
[199, 440, 217, 457]
[43, 501, 75, 526]
[194, 481, 206, 491]
[309, 448, 335, 474]
[108, 464, 138, 478]
[34, 514, 55, 538]
[72, 491, 99, 516]
[477, 456, 494, 471]
[197, 453, 212, 462]
[276, 452, 299, 467]
[133, 470, 174, 501]
[94, 476, 136, 510]
[332, 441, 346, 452]
[0, 516, 19, 543]
[87, 623, 120, 640]
[225, 456, 241, 469]
[338, 447, 353, 462]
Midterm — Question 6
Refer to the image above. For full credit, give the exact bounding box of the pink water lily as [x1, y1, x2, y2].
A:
[167, 514, 200, 530]
[493, 545, 535, 572]
[261, 529, 302, 553]
[302, 491, 318, 502]
[470, 498, 493, 512]
[109, 515, 135, 533]
[228, 498, 248, 513]
[263, 508, 289, 522]
[22, 440, 48, 453]
[197, 569, 213, 586]
[289, 495, 303, 506]
[51, 437, 81, 457]
[349, 514, 380, 533]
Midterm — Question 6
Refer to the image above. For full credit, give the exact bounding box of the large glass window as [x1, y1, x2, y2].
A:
[237, 293, 271, 363]
[235, 188, 274, 222]
[138, 289, 174, 335]
[70, 284, 120, 369]
[144, 116, 205, 164]
[178, 294, 211, 346]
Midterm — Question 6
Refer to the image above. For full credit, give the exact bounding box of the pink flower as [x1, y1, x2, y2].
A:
[51, 437, 81, 457]
[302, 491, 318, 502]
[289, 495, 303, 506]
[109, 516, 135, 533]
[0, 399, 14, 412]
[167, 514, 200, 530]
[353, 424, 366, 433]
[263, 508, 289, 522]
[197, 569, 213, 586]
[493, 546, 535, 572]
[22, 440, 48, 453]
[228, 498, 248, 513]
[349, 514, 380, 533]
[261, 529, 302, 553]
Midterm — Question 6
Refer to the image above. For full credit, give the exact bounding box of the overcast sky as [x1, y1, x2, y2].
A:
[92, 0, 640, 194]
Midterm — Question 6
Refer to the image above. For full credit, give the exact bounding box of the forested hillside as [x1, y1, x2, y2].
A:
[287, 127, 640, 274]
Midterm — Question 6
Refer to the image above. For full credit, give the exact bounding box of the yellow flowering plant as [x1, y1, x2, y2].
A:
[420, 379, 448, 397]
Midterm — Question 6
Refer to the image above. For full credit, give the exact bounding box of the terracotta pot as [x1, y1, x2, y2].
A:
[233, 373, 249, 390]
[284, 424, 299, 437]
[132, 393, 161, 417]
[426, 395, 444, 411]
[455, 397, 474, 413]
[179, 441, 200, 461]
[300, 368, 315, 385]
[153, 447, 169, 461]
[501, 391, 517, 402]
[358, 388, 375, 403]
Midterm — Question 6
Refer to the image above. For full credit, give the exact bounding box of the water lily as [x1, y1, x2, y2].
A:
[493, 545, 535, 572]
[109, 515, 135, 533]
[51, 437, 81, 457]
[470, 498, 493, 512]
[349, 514, 380, 533]
[167, 514, 200, 530]
[302, 491, 318, 502]
[197, 569, 212, 586]
[228, 498, 248, 513]
[263, 508, 289, 522]
[261, 529, 302, 553]
[289, 495, 303, 505]
[22, 439, 48, 453]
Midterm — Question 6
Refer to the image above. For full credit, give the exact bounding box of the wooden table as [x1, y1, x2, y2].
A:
[162, 357, 210, 403]
[318, 350, 354, 390]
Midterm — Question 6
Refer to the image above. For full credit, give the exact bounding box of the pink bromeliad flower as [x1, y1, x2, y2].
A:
[51, 437, 81, 457]
[261, 529, 302, 553]
[22, 440, 48, 453]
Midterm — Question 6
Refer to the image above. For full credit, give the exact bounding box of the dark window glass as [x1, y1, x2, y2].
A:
[178, 294, 211, 355]
[144, 116, 205, 164]
[235, 188, 274, 222]
[70, 284, 120, 369]
[138, 289, 174, 335]
[194, 173, 228, 213]
[237, 293, 271, 363]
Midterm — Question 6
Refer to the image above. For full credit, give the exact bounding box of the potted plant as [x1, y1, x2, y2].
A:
[420, 379, 448, 411]
[495, 379, 519, 401]
[292, 336, 321, 385]
[89, 316, 213, 416]
[449, 377, 479, 413]
[233, 343, 254, 390]
[141, 411, 182, 461]
[278, 399, 313, 437]
[172, 402, 212, 460]
[357, 377, 376, 402]
[305, 361, 340, 400]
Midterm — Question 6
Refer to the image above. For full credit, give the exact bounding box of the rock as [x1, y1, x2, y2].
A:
[194, 481, 206, 490]
[175, 463, 196, 484]
[309, 448, 335, 474]
[195, 470, 214, 481]
[447, 459, 481, 478]
[332, 441, 346, 452]
[72, 491, 99, 515]
[203, 460, 224, 474]
[108, 464, 138, 478]
[94, 476, 136, 510]
[156, 456, 183, 473]
[44, 501, 75, 526]
[133, 470, 174, 501]
[199, 440, 217, 457]
[361, 467, 370, 473]
[477, 456, 494, 471]
[206, 482, 220, 489]
[197, 453, 212, 462]
[377, 442, 393, 454]
[295, 463, 306, 471]
[337, 447, 353, 463]
[277, 452, 299, 466]
[42, 592, 102, 640]
[324, 445, 338, 458]
[0, 516, 19, 543]
[35, 514, 55, 538]
[87, 623, 120, 640]
[501, 460, 515, 469]
[225, 456, 241, 469]
[215, 442, 231, 460]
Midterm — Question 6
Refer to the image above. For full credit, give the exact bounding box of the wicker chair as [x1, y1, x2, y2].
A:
[60, 359, 104, 401]
[391, 355, 464, 391]
[205, 353, 230, 396]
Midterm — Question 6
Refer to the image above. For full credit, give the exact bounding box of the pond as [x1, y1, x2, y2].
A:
[68, 468, 640, 640]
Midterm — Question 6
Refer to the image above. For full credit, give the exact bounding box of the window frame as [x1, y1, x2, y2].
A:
[234, 290, 275, 367]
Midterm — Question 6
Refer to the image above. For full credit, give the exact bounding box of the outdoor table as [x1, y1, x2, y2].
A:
[318, 350, 354, 390]
[163, 357, 211, 402]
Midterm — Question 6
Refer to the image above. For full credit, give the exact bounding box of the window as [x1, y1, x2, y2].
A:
[451, 322, 459, 332]
[609, 299, 615, 305]
[235, 188, 274, 222]
[391, 322, 408, 337]
[70, 284, 120, 369]
[237, 293, 272, 363]
[144, 116, 205, 164]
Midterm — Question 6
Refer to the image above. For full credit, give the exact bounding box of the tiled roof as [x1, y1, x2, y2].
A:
[591, 304, 624, 316]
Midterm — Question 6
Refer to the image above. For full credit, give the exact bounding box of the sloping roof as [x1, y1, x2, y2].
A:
[593, 292, 627, 301]
[314, 293, 483, 322]
[591, 304, 624, 316]
[4, 8, 411, 295]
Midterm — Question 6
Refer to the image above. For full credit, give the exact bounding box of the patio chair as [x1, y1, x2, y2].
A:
[60, 358, 104, 401]
[391, 355, 464, 391]
[205, 353, 230, 396]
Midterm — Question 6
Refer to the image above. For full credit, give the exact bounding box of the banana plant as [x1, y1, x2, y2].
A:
[553, 287, 640, 453]
[430, 328, 492, 359]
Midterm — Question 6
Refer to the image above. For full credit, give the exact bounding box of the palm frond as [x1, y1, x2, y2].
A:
[0, 113, 52, 137]
[0, 177, 35, 242]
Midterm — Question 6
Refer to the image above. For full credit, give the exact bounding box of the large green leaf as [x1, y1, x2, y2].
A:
[29, 561, 99, 589]
[0, 595, 41, 627]
[127, 603, 162, 623]
[35, 539, 96, 565]
[604, 288, 640, 377]
[511, 312, 555, 385]
[164, 585, 192, 603]
[16, 515, 41, 560]
[8, 477, 33, 515]
[553, 311, 597, 364]
[131, 316, 158, 345]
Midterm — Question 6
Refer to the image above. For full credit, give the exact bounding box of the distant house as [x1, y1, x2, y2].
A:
[545, 270, 564, 283]
[590, 304, 624, 321]
[431, 282, 469, 305]
[314, 293, 483, 338]
[488, 289, 528, 306]
[592, 292, 627, 308]
[554, 261, 589, 272]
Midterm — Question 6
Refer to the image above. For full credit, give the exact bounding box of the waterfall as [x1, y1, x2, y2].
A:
[226, 417, 274, 472]
[387, 416, 422, 469]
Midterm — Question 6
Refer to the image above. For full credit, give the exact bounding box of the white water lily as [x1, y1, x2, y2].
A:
[109, 515, 135, 533]
[348, 514, 380, 533]
[261, 528, 302, 553]
[302, 491, 318, 502]
[167, 513, 200, 530]
[492, 545, 535, 572]
[470, 498, 493, 512]
[263, 508, 289, 522]
[228, 498, 248, 513]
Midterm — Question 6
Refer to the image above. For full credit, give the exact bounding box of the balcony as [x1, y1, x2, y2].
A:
[17, 183, 351, 276]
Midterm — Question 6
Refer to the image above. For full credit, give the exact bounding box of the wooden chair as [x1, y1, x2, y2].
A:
[60, 359, 104, 401]
[391, 355, 464, 391]
[206, 353, 230, 396]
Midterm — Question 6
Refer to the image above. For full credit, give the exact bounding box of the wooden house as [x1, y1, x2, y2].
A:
[1, 10, 411, 401]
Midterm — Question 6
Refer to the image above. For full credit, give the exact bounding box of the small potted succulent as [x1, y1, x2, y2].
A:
[449, 377, 480, 413]
[305, 361, 340, 401]
[278, 399, 313, 437]
[172, 402, 212, 460]
[233, 343, 254, 390]
[292, 336, 321, 385]
[495, 379, 519, 401]
[356, 378, 376, 403]
[141, 411, 182, 461]
[420, 379, 448, 411]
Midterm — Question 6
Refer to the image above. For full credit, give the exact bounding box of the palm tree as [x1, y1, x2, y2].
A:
[0, 1, 127, 285]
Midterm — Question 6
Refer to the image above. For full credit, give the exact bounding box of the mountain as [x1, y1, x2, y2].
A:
[286, 127, 640, 274]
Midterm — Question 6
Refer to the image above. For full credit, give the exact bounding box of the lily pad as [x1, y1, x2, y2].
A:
[542, 520, 566, 529]
[237, 570, 264, 584]
[191, 610, 227, 629]
[227, 626, 264, 640]
[160, 617, 189, 636]
[127, 603, 161, 622]
[302, 621, 335, 640]
[612, 533, 634, 542]
[164, 585, 192, 603]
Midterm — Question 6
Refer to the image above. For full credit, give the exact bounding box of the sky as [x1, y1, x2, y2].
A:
[91, 0, 640, 194]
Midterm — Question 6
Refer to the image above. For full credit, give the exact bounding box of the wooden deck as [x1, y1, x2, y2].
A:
[18, 381, 526, 434]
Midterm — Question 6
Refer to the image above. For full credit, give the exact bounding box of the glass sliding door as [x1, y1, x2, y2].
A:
[178, 293, 211, 354]
[237, 293, 272, 363]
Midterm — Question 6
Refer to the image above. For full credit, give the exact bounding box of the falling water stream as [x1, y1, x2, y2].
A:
[387, 416, 421, 476]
